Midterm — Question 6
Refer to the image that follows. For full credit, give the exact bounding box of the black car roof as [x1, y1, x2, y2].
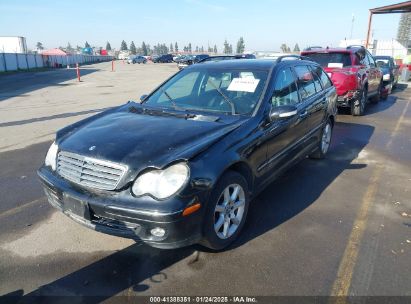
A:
[191, 59, 317, 70]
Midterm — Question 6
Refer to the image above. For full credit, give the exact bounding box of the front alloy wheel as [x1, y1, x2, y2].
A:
[214, 184, 245, 239]
[202, 171, 249, 250]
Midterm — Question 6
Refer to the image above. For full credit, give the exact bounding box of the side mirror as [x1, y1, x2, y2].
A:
[140, 94, 148, 102]
[269, 105, 298, 121]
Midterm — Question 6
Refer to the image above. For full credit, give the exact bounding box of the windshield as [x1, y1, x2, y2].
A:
[144, 68, 269, 115]
[304, 52, 352, 68]
[375, 58, 390, 68]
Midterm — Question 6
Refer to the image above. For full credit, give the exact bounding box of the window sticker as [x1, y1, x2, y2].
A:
[227, 78, 260, 93]
[328, 63, 343, 68]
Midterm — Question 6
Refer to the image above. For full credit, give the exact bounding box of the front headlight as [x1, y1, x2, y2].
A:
[132, 163, 189, 199]
[383, 73, 390, 81]
[45, 141, 58, 171]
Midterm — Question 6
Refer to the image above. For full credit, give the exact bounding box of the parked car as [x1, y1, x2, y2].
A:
[301, 46, 383, 116]
[153, 54, 173, 63]
[127, 55, 147, 64]
[177, 54, 210, 70]
[38, 57, 337, 250]
[374, 55, 400, 93]
[173, 55, 187, 63]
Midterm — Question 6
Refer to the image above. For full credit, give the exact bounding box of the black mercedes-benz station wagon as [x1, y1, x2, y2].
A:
[38, 57, 337, 250]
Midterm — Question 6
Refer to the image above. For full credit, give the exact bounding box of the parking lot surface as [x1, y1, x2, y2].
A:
[0, 62, 410, 300]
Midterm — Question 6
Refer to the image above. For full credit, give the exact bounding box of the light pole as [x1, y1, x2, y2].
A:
[350, 13, 355, 39]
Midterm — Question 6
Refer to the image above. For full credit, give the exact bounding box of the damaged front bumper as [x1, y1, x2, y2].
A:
[37, 166, 205, 249]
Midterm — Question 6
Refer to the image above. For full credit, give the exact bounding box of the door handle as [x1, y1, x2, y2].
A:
[299, 110, 308, 118]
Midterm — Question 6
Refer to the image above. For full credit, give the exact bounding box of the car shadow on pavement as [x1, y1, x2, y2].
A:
[1, 122, 374, 303]
[231, 121, 374, 250]
[0, 68, 100, 103]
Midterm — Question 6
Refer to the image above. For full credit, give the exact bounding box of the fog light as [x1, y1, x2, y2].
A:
[150, 227, 165, 237]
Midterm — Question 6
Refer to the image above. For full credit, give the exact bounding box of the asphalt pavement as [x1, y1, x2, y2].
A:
[0, 62, 410, 302]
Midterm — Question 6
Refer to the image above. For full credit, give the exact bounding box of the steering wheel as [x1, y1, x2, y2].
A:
[230, 96, 255, 114]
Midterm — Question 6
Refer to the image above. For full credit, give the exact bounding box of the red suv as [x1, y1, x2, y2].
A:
[301, 46, 383, 116]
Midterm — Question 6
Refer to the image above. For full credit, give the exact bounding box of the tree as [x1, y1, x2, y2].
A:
[170, 43, 174, 53]
[195, 46, 199, 52]
[213, 44, 218, 54]
[200, 46, 204, 52]
[142, 42, 148, 56]
[280, 43, 289, 53]
[188, 43, 192, 53]
[236, 37, 245, 54]
[229, 44, 233, 54]
[36, 42, 44, 50]
[66, 42, 73, 53]
[85, 41, 91, 48]
[106, 42, 112, 51]
[223, 40, 230, 54]
[293, 43, 300, 53]
[120, 40, 128, 51]
[130, 41, 137, 54]
[175, 42, 179, 52]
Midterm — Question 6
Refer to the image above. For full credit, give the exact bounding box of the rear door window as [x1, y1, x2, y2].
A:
[294, 65, 317, 100]
[309, 65, 324, 92]
[311, 65, 332, 90]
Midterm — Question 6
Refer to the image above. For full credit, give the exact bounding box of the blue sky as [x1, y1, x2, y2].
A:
[0, 0, 403, 51]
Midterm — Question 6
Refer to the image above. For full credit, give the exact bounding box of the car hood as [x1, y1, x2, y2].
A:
[58, 103, 245, 173]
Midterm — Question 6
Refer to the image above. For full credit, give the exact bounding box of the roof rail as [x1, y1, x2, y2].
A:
[303, 46, 323, 51]
[276, 55, 312, 63]
[346, 45, 365, 49]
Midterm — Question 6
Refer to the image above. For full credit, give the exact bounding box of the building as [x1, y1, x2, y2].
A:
[0, 36, 27, 53]
[339, 39, 408, 58]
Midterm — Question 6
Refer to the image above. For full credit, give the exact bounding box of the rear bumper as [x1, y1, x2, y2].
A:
[37, 166, 204, 249]
[336, 90, 361, 107]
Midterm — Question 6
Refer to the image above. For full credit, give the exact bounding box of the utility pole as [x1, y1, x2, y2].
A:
[350, 14, 355, 39]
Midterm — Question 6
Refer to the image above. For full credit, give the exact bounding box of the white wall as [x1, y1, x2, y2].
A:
[339, 39, 408, 59]
[0, 53, 113, 72]
[0, 37, 27, 53]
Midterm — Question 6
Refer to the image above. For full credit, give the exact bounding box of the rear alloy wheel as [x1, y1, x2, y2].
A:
[310, 119, 333, 159]
[201, 171, 249, 250]
[351, 88, 367, 116]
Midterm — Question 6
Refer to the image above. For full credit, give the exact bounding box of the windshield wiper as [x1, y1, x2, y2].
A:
[160, 88, 184, 111]
[207, 79, 236, 115]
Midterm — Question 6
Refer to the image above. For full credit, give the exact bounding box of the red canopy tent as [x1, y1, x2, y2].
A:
[41, 48, 67, 56]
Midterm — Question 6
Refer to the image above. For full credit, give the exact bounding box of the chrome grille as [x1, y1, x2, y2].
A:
[57, 151, 127, 190]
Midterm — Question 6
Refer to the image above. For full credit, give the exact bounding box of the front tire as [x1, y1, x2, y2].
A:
[310, 119, 333, 159]
[201, 171, 250, 250]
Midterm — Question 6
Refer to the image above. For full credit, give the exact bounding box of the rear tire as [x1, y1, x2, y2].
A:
[201, 171, 250, 250]
[310, 119, 333, 159]
[370, 81, 382, 104]
[351, 88, 367, 116]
